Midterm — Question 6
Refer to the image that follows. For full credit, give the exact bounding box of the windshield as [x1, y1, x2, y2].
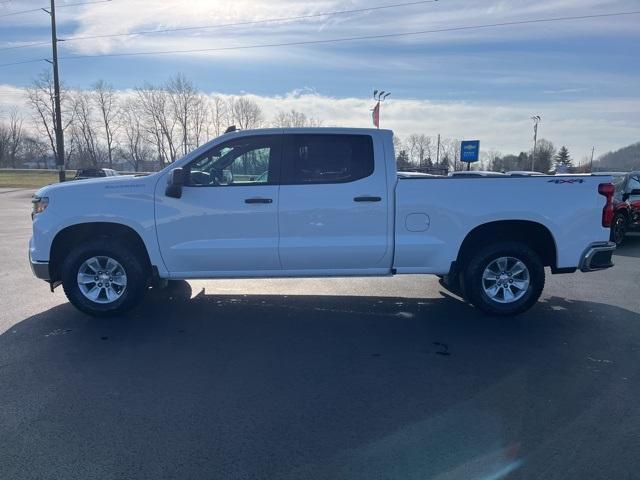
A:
[611, 174, 627, 191]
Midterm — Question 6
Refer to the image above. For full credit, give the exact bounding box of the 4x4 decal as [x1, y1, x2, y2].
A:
[547, 179, 585, 184]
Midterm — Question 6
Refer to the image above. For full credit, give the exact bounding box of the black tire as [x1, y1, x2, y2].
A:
[463, 241, 545, 316]
[610, 213, 627, 246]
[61, 238, 148, 317]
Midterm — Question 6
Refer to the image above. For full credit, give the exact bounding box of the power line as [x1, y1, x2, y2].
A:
[0, 40, 50, 53]
[60, 11, 640, 59]
[0, 0, 439, 52]
[1, 10, 639, 68]
[0, 0, 111, 19]
[0, 58, 46, 67]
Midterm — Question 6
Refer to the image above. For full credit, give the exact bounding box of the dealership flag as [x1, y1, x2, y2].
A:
[372, 102, 380, 128]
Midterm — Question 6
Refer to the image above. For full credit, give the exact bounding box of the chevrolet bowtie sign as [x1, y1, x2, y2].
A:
[460, 140, 480, 162]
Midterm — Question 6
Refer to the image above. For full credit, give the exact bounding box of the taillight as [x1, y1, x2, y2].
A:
[598, 183, 615, 228]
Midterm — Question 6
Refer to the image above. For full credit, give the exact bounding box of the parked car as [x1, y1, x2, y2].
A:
[448, 171, 506, 177]
[506, 171, 546, 176]
[73, 168, 119, 180]
[596, 171, 640, 245]
[30, 128, 615, 317]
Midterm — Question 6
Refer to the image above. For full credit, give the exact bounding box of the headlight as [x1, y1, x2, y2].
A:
[31, 196, 49, 220]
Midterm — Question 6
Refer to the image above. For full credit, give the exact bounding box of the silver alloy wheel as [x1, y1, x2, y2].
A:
[77, 256, 127, 304]
[482, 256, 530, 304]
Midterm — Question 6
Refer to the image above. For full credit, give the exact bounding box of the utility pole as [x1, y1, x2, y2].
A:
[530, 115, 541, 172]
[590, 146, 595, 172]
[44, 0, 66, 182]
[436, 134, 441, 165]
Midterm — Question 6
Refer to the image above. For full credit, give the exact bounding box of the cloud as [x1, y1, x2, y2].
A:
[1, 0, 637, 160]
[3, 0, 638, 57]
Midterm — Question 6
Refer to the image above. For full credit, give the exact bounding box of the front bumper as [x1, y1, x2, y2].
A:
[579, 241, 616, 272]
[29, 241, 50, 281]
[30, 259, 51, 280]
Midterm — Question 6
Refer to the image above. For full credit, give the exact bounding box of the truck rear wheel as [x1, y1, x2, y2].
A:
[463, 242, 544, 316]
[61, 239, 147, 317]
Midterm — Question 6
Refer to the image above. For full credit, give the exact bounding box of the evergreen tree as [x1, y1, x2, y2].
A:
[554, 146, 572, 170]
[396, 150, 411, 170]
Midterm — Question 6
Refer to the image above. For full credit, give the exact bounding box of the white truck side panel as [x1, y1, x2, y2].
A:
[393, 176, 611, 274]
[30, 175, 168, 276]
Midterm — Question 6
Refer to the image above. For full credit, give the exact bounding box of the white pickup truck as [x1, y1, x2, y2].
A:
[29, 128, 616, 317]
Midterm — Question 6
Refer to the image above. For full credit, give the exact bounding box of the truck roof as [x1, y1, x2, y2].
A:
[221, 127, 393, 136]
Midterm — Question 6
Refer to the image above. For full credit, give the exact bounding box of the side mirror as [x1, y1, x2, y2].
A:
[165, 168, 184, 198]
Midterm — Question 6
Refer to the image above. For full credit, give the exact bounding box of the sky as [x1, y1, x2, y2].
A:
[0, 0, 639, 160]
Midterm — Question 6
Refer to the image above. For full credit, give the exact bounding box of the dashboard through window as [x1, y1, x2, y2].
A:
[282, 134, 374, 184]
[186, 135, 280, 187]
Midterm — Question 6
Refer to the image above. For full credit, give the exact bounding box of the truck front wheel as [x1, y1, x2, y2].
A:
[61, 239, 147, 317]
[463, 242, 545, 316]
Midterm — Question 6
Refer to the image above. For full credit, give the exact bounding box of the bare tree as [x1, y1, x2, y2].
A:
[0, 120, 8, 167]
[136, 85, 178, 167]
[167, 75, 208, 155]
[25, 70, 74, 165]
[532, 139, 555, 173]
[272, 109, 322, 128]
[70, 90, 103, 167]
[406, 134, 433, 167]
[209, 95, 229, 138]
[22, 136, 50, 169]
[92, 80, 119, 168]
[4, 110, 24, 168]
[190, 93, 209, 148]
[228, 96, 263, 130]
[119, 99, 152, 171]
[441, 137, 460, 171]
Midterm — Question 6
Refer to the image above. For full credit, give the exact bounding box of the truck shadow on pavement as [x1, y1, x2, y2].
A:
[1, 282, 639, 480]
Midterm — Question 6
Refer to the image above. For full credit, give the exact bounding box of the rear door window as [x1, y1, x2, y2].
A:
[281, 134, 374, 184]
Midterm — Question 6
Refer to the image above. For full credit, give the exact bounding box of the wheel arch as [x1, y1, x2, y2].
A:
[456, 220, 558, 272]
[50, 222, 152, 283]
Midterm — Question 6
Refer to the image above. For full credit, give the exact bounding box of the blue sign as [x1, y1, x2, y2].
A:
[460, 140, 480, 162]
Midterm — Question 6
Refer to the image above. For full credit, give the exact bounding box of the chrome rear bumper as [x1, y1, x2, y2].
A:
[579, 241, 616, 272]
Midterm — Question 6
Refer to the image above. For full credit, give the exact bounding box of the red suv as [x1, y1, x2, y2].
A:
[606, 171, 640, 245]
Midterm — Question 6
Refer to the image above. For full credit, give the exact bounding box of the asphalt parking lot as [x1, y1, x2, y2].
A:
[1, 187, 639, 480]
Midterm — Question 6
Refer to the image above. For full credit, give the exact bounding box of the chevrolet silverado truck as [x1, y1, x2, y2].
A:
[29, 128, 616, 317]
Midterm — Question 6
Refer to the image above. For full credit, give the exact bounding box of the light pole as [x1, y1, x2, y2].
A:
[530, 115, 541, 172]
[590, 146, 595, 172]
[372, 90, 391, 128]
